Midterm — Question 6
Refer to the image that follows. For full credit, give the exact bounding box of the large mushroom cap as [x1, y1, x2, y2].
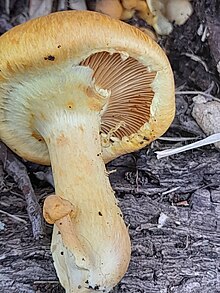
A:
[0, 10, 175, 164]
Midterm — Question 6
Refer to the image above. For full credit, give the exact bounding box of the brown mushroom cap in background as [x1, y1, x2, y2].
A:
[88, 0, 123, 19]
[0, 10, 175, 164]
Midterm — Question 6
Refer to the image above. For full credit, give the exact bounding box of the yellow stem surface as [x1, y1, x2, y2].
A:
[42, 112, 131, 292]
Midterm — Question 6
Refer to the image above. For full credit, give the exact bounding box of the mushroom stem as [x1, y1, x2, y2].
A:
[41, 112, 131, 292]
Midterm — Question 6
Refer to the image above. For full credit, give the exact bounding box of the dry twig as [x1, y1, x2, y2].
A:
[0, 142, 44, 238]
[175, 91, 219, 101]
[155, 133, 220, 159]
[0, 209, 27, 224]
[181, 52, 209, 72]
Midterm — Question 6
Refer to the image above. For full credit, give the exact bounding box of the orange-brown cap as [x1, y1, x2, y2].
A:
[0, 10, 175, 164]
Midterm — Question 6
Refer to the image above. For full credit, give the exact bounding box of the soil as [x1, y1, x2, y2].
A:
[0, 1, 220, 293]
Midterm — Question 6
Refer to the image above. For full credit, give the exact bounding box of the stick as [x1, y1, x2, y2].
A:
[0, 142, 44, 238]
[0, 209, 27, 224]
[155, 133, 220, 159]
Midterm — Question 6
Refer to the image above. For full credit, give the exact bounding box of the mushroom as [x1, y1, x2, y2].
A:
[120, 8, 135, 20]
[165, 0, 193, 26]
[0, 11, 175, 292]
[144, 0, 173, 35]
[135, 0, 156, 26]
[91, 0, 123, 19]
[138, 0, 193, 35]
[121, 0, 138, 10]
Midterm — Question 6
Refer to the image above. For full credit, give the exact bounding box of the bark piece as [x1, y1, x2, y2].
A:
[1, 149, 220, 292]
[0, 142, 44, 238]
[0, 13, 12, 34]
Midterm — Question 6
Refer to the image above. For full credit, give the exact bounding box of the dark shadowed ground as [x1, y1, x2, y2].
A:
[0, 1, 220, 292]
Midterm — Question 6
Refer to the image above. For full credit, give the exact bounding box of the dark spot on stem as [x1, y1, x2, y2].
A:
[57, 45, 61, 48]
[88, 285, 100, 290]
[98, 211, 103, 216]
[60, 251, 64, 255]
[143, 136, 150, 141]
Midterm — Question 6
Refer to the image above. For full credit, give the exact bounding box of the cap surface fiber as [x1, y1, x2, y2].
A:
[0, 10, 175, 164]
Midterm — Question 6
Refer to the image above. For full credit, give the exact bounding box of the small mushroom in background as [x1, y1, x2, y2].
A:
[165, 0, 193, 25]
[0, 10, 175, 292]
[120, 8, 136, 20]
[120, 0, 137, 20]
[145, 0, 173, 35]
[121, 0, 138, 10]
[135, 0, 158, 26]
[90, 0, 193, 35]
[137, 0, 193, 35]
[89, 0, 123, 19]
